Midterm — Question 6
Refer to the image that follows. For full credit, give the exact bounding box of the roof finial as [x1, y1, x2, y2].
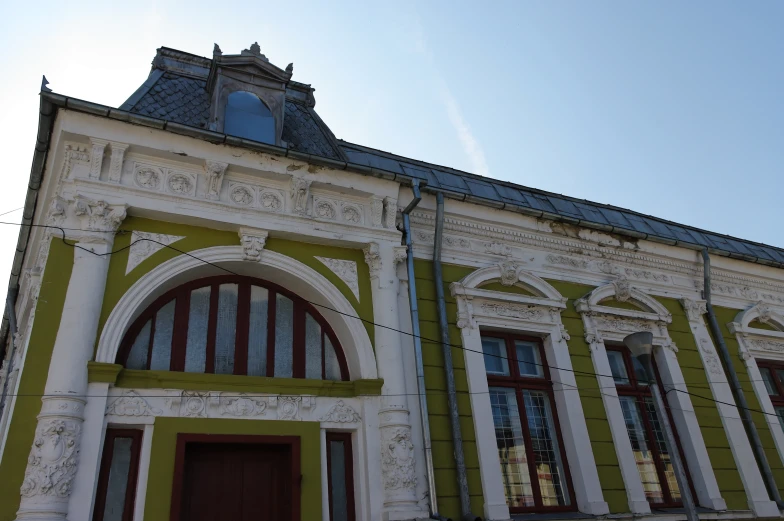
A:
[285, 63, 293, 74]
[41, 75, 51, 93]
[213, 43, 222, 56]
[250, 42, 261, 55]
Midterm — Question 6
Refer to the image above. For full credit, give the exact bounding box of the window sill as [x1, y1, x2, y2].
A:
[87, 362, 383, 396]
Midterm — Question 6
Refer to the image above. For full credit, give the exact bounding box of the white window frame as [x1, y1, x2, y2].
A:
[576, 283, 725, 513]
[451, 263, 609, 520]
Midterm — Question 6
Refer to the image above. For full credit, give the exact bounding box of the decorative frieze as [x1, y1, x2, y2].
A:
[480, 302, 543, 321]
[204, 160, 228, 200]
[88, 138, 108, 180]
[105, 390, 162, 416]
[316, 257, 360, 301]
[319, 400, 361, 423]
[217, 393, 268, 417]
[166, 172, 196, 196]
[126, 231, 185, 274]
[290, 176, 311, 214]
[107, 142, 129, 183]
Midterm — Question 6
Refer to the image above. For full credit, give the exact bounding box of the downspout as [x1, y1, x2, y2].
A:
[0, 288, 19, 422]
[402, 181, 450, 521]
[433, 192, 481, 521]
[702, 249, 784, 508]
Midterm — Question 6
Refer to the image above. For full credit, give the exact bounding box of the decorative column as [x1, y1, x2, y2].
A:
[364, 242, 424, 521]
[15, 197, 126, 521]
[681, 299, 779, 517]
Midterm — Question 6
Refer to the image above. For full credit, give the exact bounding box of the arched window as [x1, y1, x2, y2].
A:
[117, 276, 349, 381]
[224, 91, 275, 144]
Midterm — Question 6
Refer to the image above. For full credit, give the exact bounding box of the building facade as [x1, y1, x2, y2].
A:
[2, 43, 784, 521]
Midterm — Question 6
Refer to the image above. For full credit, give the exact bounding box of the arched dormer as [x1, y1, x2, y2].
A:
[223, 91, 276, 144]
[729, 301, 784, 335]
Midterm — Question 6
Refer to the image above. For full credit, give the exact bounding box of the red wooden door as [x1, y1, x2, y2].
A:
[179, 442, 293, 521]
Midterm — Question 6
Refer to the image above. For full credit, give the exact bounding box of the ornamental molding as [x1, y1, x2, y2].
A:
[105, 390, 162, 416]
[107, 142, 129, 184]
[319, 400, 361, 423]
[383, 197, 397, 229]
[59, 143, 90, 181]
[498, 260, 521, 286]
[126, 231, 185, 274]
[88, 138, 108, 180]
[217, 393, 268, 417]
[290, 176, 311, 214]
[381, 426, 417, 492]
[72, 195, 127, 234]
[680, 298, 707, 323]
[363, 242, 382, 279]
[730, 302, 784, 362]
[578, 284, 676, 351]
[19, 418, 80, 499]
[316, 257, 360, 301]
[238, 227, 268, 262]
[204, 160, 228, 200]
[698, 337, 724, 376]
[370, 196, 384, 227]
[408, 210, 784, 303]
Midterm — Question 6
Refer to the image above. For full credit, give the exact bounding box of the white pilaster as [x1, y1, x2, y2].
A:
[364, 242, 424, 521]
[107, 142, 129, 183]
[15, 198, 124, 521]
[681, 299, 780, 517]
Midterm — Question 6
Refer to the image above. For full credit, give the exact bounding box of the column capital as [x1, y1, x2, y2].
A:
[680, 298, 707, 323]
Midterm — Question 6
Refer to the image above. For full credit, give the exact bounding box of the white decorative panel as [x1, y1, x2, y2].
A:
[126, 231, 185, 274]
[316, 257, 360, 301]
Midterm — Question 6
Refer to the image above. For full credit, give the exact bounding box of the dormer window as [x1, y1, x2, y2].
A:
[224, 91, 275, 144]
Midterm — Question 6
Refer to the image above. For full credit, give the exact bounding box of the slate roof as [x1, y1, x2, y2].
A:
[117, 54, 784, 265]
[121, 70, 343, 160]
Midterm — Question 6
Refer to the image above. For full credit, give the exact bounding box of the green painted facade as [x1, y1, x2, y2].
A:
[4, 216, 784, 520]
[0, 239, 73, 521]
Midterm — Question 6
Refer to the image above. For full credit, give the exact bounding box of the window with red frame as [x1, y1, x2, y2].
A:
[606, 346, 692, 507]
[481, 333, 574, 512]
[756, 360, 784, 432]
[326, 432, 356, 521]
[117, 276, 349, 381]
[93, 429, 142, 521]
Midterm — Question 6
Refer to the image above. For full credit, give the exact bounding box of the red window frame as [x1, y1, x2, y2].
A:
[92, 429, 143, 521]
[484, 333, 576, 513]
[326, 432, 356, 521]
[755, 360, 784, 420]
[606, 345, 695, 508]
[116, 275, 350, 380]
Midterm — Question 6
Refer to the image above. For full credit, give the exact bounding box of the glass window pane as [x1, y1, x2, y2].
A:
[214, 284, 238, 375]
[644, 397, 681, 501]
[607, 351, 630, 385]
[329, 439, 349, 521]
[150, 300, 175, 371]
[184, 287, 211, 373]
[522, 390, 570, 506]
[776, 407, 784, 433]
[126, 320, 151, 370]
[489, 387, 534, 508]
[619, 396, 664, 504]
[515, 341, 544, 378]
[247, 286, 269, 377]
[274, 294, 294, 377]
[761, 368, 779, 396]
[305, 313, 322, 379]
[631, 356, 650, 386]
[101, 437, 134, 521]
[325, 336, 342, 381]
[776, 370, 784, 389]
[482, 337, 510, 376]
[224, 91, 275, 144]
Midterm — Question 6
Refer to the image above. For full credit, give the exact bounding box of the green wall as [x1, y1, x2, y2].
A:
[98, 216, 374, 358]
[143, 418, 321, 520]
[413, 260, 484, 517]
[0, 238, 73, 521]
[712, 305, 784, 500]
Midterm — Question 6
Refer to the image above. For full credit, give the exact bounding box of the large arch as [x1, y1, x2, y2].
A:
[96, 246, 377, 379]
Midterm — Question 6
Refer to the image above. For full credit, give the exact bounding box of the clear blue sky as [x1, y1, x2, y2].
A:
[0, 1, 782, 290]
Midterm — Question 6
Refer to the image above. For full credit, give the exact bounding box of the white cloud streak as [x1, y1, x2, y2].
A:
[410, 16, 490, 176]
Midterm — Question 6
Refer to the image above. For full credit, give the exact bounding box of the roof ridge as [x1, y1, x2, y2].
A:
[119, 69, 165, 111]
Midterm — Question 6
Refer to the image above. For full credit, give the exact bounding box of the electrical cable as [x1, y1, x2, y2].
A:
[2, 221, 784, 421]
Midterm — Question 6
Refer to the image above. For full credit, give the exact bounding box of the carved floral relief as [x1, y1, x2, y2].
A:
[381, 427, 417, 491]
[19, 419, 80, 499]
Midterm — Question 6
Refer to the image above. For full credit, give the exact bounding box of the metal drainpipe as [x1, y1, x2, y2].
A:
[702, 249, 784, 508]
[401, 181, 451, 521]
[0, 288, 19, 422]
[433, 192, 480, 521]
